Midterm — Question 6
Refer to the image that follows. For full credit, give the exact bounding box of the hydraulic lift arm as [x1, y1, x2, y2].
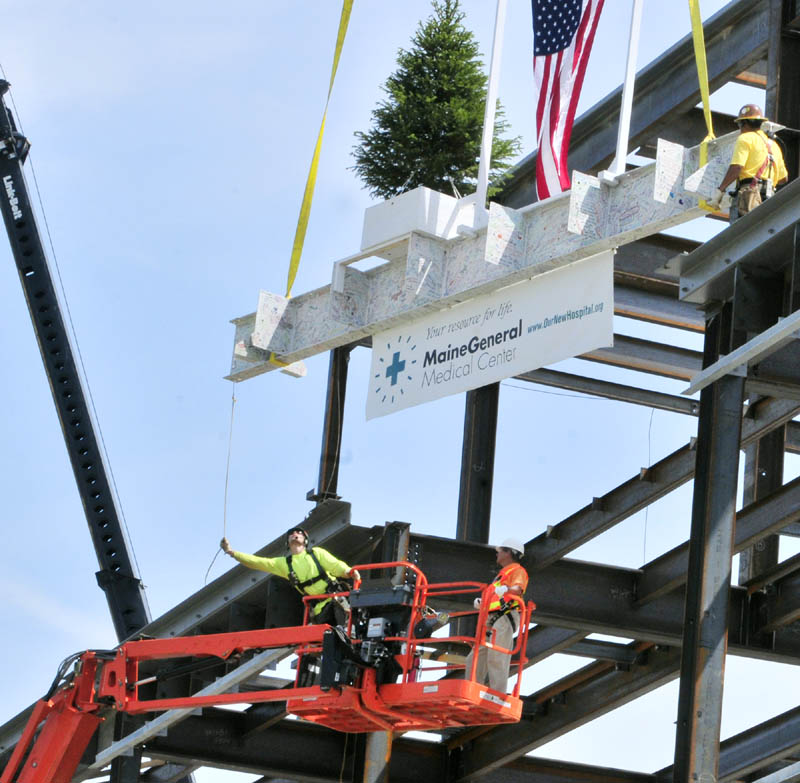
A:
[0, 80, 149, 640]
[0, 564, 534, 783]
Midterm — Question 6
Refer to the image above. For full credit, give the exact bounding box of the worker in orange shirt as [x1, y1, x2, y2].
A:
[709, 104, 788, 221]
[465, 537, 529, 693]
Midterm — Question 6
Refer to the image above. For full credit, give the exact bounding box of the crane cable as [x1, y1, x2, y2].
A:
[688, 0, 718, 213]
[205, 386, 238, 584]
[284, 0, 354, 301]
[209, 2, 353, 572]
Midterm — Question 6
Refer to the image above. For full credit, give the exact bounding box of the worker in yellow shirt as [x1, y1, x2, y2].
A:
[709, 104, 788, 221]
[221, 527, 360, 627]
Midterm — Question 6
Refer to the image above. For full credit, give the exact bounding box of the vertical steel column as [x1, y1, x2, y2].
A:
[767, 0, 800, 179]
[310, 345, 352, 503]
[456, 383, 500, 545]
[362, 732, 392, 783]
[454, 383, 498, 640]
[109, 716, 143, 783]
[673, 306, 745, 781]
[738, 424, 784, 584]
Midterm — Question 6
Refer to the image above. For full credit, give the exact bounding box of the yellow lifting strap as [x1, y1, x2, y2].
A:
[688, 0, 717, 212]
[284, 0, 354, 301]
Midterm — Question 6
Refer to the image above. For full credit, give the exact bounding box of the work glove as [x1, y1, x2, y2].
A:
[349, 568, 361, 582]
[220, 537, 233, 555]
[495, 585, 508, 598]
[707, 188, 725, 210]
[473, 597, 482, 610]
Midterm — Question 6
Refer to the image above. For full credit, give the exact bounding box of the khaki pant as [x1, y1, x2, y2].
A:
[465, 611, 517, 693]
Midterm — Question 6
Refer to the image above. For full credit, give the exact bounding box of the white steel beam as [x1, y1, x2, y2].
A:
[683, 309, 800, 395]
[227, 133, 737, 382]
[752, 761, 800, 783]
[90, 648, 290, 770]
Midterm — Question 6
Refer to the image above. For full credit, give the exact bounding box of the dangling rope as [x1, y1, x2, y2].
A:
[688, 0, 717, 212]
[285, 0, 354, 299]
[205, 387, 238, 583]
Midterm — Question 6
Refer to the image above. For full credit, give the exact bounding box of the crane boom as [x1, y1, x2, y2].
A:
[0, 80, 149, 640]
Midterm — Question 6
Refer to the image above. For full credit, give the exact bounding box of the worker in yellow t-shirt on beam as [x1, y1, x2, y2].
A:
[709, 104, 788, 222]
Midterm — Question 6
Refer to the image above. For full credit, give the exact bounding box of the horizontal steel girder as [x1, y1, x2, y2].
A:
[677, 178, 800, 305]
[523, 396, 800, 572]
[227, 133, 736, 381]
[145, 708, 448, 783]
[454, 645, 683, 780]
[516, 369, 800, 452]
[655, 704, 800, 782]
[408, 534, 800, 663]
[140, 665, 800, 783]
[515, 368, 701, 415]
[580, 334, 702, 381]
[459, 651, 800, 782]
[638, 473, 800, 603]
[145, 709, 661, 783]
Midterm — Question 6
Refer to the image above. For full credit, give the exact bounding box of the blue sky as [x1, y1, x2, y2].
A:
[1, 0, 797, 774]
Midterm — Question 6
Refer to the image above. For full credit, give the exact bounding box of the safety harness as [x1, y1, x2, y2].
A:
[486, 562, 526, 634]
[487, 600, 519, 634]
[737, 134, 777, 197]
[286, 547, 340, 596]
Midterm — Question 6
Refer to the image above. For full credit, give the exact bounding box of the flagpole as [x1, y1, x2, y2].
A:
[604, 0, 643, 180]
[474, 0, 507, 215]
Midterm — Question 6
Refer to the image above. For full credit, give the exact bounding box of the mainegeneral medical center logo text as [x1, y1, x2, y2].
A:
[373, 301, 525, 410]
[421, 316, 523, 386]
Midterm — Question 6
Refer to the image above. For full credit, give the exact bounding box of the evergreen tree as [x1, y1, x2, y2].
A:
[352, 0, 521, 202]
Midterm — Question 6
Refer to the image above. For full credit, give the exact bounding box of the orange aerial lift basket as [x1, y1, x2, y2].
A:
[286, 560, 534, 732]
[1, 562, 534, 783]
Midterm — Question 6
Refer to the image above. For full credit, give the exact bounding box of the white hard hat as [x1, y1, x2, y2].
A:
[496, 537, 525, 556]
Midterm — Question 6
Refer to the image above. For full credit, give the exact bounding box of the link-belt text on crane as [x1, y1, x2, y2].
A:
[3, 175, 22, 220]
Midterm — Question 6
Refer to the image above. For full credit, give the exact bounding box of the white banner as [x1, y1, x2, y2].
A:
[366, 250, 614, 419]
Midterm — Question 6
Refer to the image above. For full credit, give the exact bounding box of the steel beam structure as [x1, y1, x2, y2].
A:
[9, 3, 800, 780]
[524, 395, 800, 572]
[738, 423, 785, 584]
[673, 306, 745, 780]
[309, 345, 353, 503]
[581, 336, 702, 381]
[453, 645, 683, 780]
[638, 472, 800, 604]
[407, 533, 800, 664]
[145, 709, 665, 783]
[456, 384, 499, 546]
[514, 368, 700, 415]
[143, 701, 800, 783]
[658, 704, 800, 782]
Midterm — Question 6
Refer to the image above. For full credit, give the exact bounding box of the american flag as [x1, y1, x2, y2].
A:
[533, 0, 605, 200]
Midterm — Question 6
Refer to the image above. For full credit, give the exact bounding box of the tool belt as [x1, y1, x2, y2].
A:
[735, 177, 774, 201]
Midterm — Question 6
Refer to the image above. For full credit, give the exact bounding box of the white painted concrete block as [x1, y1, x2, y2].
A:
[360, 187, 476, 250]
